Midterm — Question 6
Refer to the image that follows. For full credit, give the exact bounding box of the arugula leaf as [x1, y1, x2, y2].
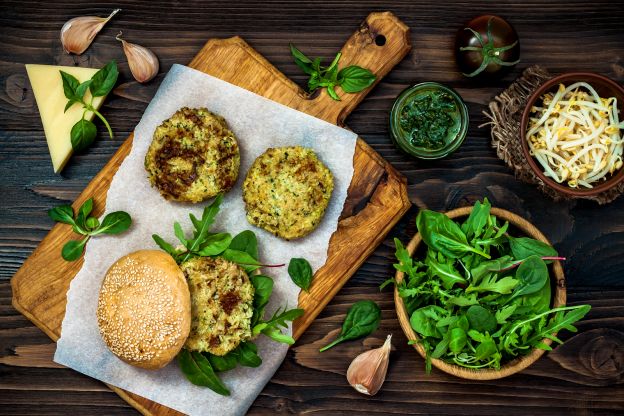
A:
[253, 307, 304, 345]
[288, 257, 313, 291]
[470, 255, 516, 284]
[426, 256, 466, 289]
[236, 341, 262, 367]
[495, 304, 517, 324]
[462, 198, 491, 238]
[152, 234, 179, 258]
[466, 273, 518, 294]
[320, 300, 381, 352]
[195, 233, 232, 256]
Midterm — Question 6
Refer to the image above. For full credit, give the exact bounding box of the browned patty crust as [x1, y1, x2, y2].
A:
[145, 107, 240, 203]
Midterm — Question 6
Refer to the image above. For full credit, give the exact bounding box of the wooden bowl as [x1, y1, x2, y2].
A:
[520, 72, 624, 197]
[394, 206, 566, 380]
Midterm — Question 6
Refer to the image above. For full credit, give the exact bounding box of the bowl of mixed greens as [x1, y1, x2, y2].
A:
[390, 199, 590, 379]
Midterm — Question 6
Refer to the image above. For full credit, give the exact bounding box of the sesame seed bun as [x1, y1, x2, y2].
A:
[96, 250, 191, 370]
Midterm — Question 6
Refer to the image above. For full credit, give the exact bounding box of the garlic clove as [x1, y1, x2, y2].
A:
[346, 334, 392, 396]
[116, 32, 159, 83]
[60, 9, 121, 55]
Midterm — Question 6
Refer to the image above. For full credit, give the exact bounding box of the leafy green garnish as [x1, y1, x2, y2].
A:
[290, 44, 376, 101]
[154, 198, 302, 395]
[387, 198, 590, 371]
[288, 257, 313, 292]
[319, 300, 381, 352]
[60, 61, 118, 152]
[48, 198, 131, 261]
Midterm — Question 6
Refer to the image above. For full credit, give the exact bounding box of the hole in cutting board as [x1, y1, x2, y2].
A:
[375, 35, 386, 46]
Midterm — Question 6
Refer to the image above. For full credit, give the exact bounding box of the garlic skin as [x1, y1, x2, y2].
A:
[346, 334, 392, 396]
[116, 32, 159, 83]
[60, 9, 121, 55]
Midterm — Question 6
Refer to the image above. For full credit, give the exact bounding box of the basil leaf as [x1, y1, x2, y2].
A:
[337, 65, 376, 93]
[70, 119, 97, 152]
[76, 79, 92, 100]
[196, 232, 232, 256]
[466, 305, 497, 333]
[60, 70, 80, 100]
[89, 60, 119, 97]
[236, 341, 262, 367]
[320, 300, 381, 352]
[228, 230, 258, 260]
[64, 99, 78, 113]
[79, 198, 94, 219]
[508, 236, 558, 260]
[326, 84, 340, 101]
[94, 211, 132, 235]
[61, 238, 88, 261]
[290, 44, 315, 75]
[509, 255, 548, 300]
[288, 257, 313, 291]
[177, 350, 230, 396]
[48, 205, 75, 225]
[85, 216, 100, 231]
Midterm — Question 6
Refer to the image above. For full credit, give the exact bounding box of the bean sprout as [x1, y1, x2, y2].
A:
[527, 83, 624, 188]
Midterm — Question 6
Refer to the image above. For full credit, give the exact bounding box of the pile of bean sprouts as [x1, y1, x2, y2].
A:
[526, 82, 624, 188]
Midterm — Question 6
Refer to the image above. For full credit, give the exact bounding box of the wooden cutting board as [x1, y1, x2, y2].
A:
[11, 11, 411, 415]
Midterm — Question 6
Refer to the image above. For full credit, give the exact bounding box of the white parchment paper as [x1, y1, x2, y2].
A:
[54, 64, 357, 416]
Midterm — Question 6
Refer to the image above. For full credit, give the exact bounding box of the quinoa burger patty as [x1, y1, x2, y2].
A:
[243, 146, 334, 240]
[181, 256, 254, 356]
[145, 107, 240, 203]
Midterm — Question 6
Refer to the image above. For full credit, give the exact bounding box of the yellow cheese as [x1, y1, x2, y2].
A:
[26, 64, 107, 173]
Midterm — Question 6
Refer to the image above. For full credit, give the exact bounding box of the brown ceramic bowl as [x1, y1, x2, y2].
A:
[520, 72, 624, 197]
[394, 206, 566, 380]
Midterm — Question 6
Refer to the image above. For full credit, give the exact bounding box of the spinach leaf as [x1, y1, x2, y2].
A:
[449, 327, 467, 354]
[222, 249, 261, 272]
[236, 342, 262, 367]
[509, 255, 548, 300]
[250, 274, 273, 326]
[470, 255, 516, 284]
[461, 198, 491, 238]
[177, 350, 230, 396]
[288, 257, 313, 291]
[466, 305, 497, 333]
[319, 300, 381, 352]
[228, 230, 258, 260]
[207, 352, 238, 372]
[508, 236, 558, 260]
[417, 210, 490, 259]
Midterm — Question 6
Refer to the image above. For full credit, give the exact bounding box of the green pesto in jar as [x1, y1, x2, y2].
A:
[390, 82, 469, 160]
[399, 89, 462, 150]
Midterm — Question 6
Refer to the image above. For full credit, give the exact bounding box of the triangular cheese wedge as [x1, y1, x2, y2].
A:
[26, 64, 107, 173]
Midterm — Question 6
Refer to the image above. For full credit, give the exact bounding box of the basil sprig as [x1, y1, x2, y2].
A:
[60, 60, 118, 152]
[290, 44, 376, 101]
[48, 197, 132, 261]
[153, 196, 303, 396]
[319, 300, 381, 352]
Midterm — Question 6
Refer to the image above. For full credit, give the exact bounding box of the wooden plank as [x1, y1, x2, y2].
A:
[10, 11, 411, 416]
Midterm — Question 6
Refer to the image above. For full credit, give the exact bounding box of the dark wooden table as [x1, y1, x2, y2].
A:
[2, 1, 624, 414]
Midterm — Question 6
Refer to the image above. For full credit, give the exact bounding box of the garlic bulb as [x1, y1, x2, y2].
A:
[60, 9, 121, 55]
[116, 32, 159, 83]
[346, 334, 392, 396]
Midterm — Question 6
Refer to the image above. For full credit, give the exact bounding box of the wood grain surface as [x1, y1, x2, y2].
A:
[2, 1, 624, 415]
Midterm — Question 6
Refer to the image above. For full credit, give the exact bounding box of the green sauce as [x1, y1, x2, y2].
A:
[398, 89, 462, 150]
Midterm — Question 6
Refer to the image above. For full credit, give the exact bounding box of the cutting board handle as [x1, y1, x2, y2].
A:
[298, 11, 411, 126]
